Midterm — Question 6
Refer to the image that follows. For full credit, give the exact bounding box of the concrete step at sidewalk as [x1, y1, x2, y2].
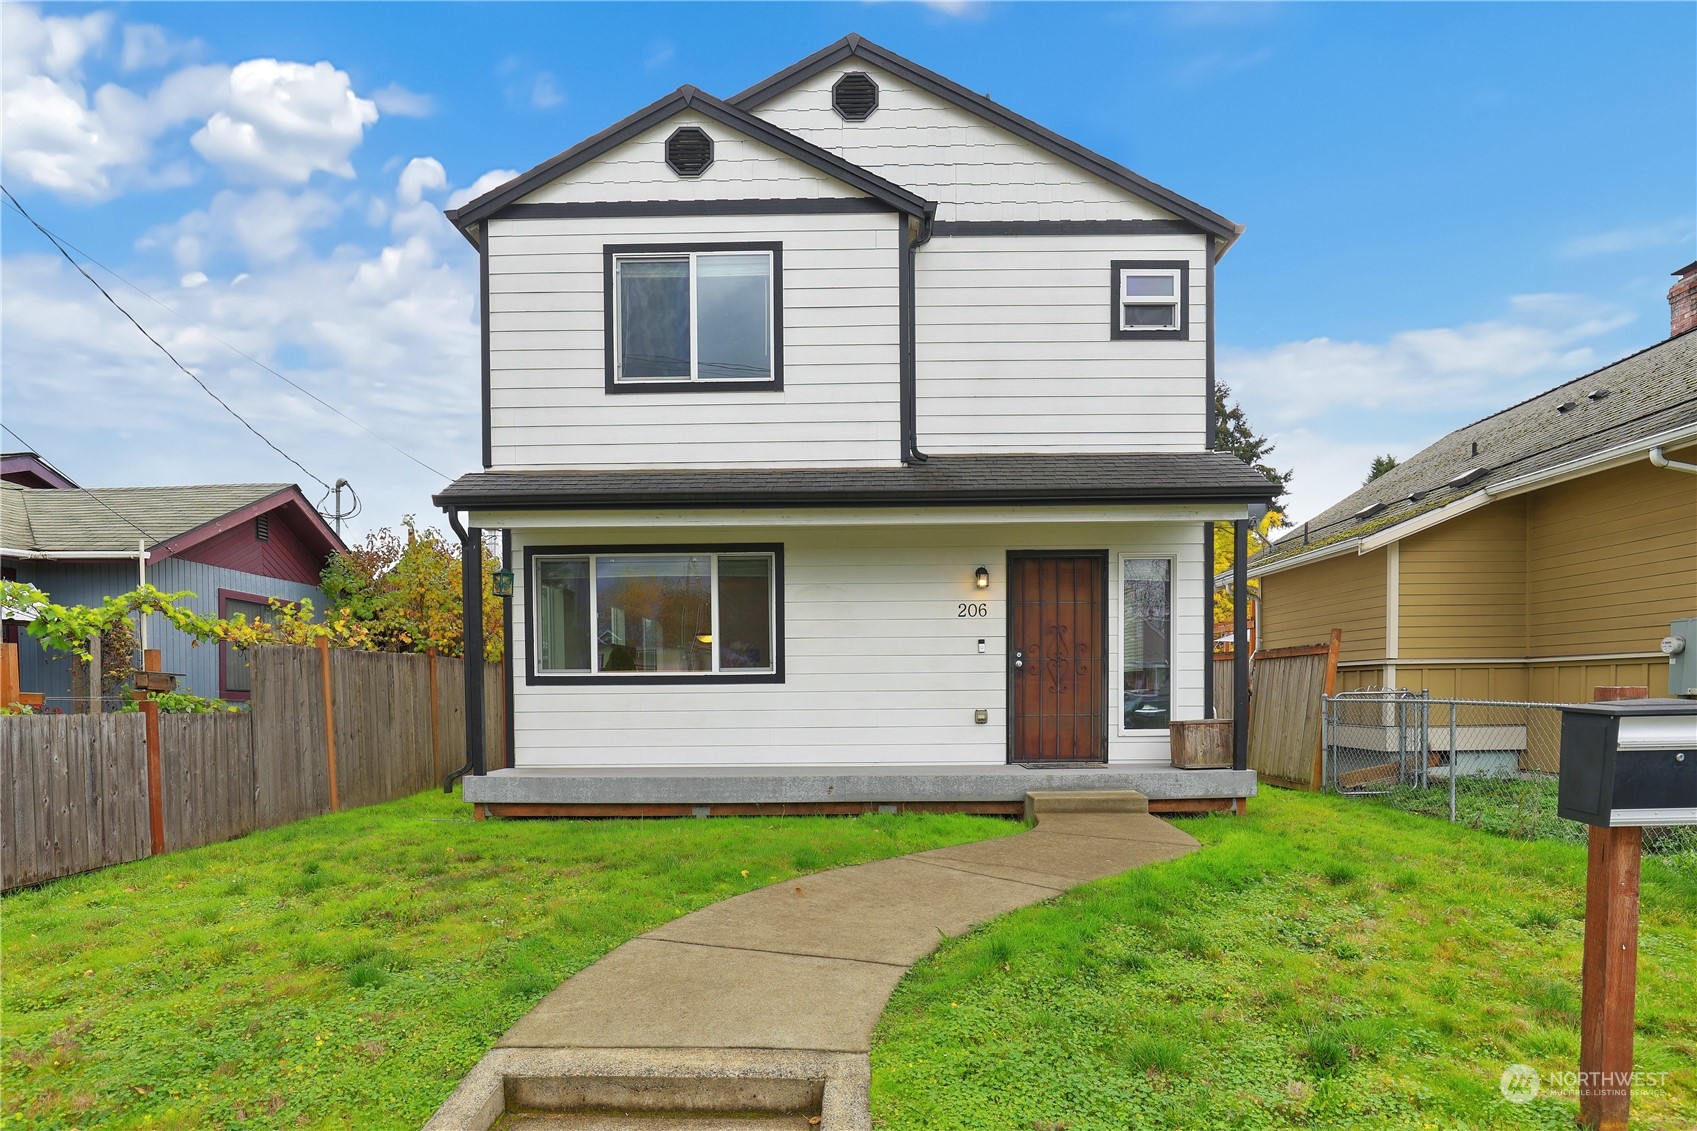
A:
[1023, 789, 1148, 819]
[499, 1113, 814, 1129]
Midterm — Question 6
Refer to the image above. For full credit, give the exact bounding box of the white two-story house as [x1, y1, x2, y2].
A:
[434, 36, 1275, 816]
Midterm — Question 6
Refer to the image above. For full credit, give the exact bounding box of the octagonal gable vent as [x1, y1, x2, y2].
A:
[832, 72, 879, 121]
[665, 127, 714, 177]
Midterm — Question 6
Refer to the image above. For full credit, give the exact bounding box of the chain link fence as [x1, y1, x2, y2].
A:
[1323, 689, 1695, 859]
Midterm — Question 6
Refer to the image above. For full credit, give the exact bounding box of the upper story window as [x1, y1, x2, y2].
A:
[604, 243, 784, 393]
[1110, 260, 1189, 342]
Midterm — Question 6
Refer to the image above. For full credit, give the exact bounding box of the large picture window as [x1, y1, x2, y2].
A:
[604, 243, 783, 393]
[527, 545, 782, 684]
[1121, 557, 1172, 730]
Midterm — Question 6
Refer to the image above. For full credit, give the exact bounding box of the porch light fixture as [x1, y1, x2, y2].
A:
[974, 566, 990, 589]
[491, 568, 514, 598]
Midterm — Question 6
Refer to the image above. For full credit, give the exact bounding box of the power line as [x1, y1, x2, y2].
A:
[0, 422, 161, 545]
[2, 184, 332, 493]
[0, 201, 450, 481]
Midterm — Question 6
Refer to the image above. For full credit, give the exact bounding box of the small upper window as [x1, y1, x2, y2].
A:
[606, 244, 782, 391]
[1110, 260, 1189, 341]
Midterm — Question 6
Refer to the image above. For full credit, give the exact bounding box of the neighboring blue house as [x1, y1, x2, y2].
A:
[1, 452, 346, 706]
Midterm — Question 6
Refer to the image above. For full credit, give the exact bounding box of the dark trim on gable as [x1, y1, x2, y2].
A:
[446, 84, 932, 232]
[1205, 237, 1217, 450]
[1109, 260, 1189, 343]
[496, 198, 893, 220]
[601, 241, 785, 395]
[148, 487, 346, 565]
[521, 542, 786, 687]
[730, 35, 1239, 246]
[930, 219, 1199, 238]
[480, 234, 492, 469]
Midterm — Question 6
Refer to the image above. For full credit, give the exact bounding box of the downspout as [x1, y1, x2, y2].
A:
[1649, 446, 1697, 475]
[1232, 518, 1249, 772]
[899, 208, 934, 465]
[442, 508, 486, 793]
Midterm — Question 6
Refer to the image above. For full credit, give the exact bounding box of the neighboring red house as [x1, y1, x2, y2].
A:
[1, 454, 346, 705]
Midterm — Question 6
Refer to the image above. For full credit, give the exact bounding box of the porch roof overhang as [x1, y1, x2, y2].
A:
[434, 453, 1280, 517]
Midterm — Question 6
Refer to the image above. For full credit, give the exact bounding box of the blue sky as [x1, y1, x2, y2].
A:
[3, 1, 1692, 532]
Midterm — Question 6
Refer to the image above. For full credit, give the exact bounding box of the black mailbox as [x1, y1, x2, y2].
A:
[1557, 700, 1697, 827]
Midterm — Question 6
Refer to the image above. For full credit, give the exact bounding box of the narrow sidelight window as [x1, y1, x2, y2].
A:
[530, 547, 782, 681]
[607, 244, 782, 391]
[1121, 558, 1172, 730]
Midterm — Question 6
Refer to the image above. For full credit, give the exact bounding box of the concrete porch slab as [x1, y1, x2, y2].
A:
[462, 763, 1256, 808]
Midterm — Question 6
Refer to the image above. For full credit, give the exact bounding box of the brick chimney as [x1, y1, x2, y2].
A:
[1672, 261, 1697, 337]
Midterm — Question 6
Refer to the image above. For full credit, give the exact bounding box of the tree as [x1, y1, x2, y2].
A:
[1213, 381, 1293, 509]
[1365, 454, 1400, 484]
[319, 518, 504, 661]
[1212, 508, 1283, 628]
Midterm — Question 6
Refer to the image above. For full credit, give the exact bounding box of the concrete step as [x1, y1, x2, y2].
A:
[499, 1114, 814, 1129]
[1024, 789, 1149, 821]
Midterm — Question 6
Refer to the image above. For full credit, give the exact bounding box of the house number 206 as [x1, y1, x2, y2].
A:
[957, 603, 988, 618]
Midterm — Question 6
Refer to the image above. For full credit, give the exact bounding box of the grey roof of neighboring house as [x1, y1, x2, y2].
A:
[1, 482, 296, 555]
[434, 452, 1280, 511]
[1257, 330, 1697, 567]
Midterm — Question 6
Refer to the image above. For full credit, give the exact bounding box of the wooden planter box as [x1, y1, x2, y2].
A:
[1170, 720, 1233, 769]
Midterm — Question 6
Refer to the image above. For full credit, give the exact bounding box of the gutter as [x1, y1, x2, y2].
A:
[899, 209, 935, 465]
[1648, 446, 1697, 475]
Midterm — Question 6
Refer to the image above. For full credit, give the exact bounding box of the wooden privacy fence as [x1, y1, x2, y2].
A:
[1, 645, 506, 890]
[1211, 655, 1235, 720]
[1246, 630, 1342, 790]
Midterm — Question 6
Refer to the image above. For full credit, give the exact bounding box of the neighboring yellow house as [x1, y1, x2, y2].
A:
[1251, 319, 1696, 702]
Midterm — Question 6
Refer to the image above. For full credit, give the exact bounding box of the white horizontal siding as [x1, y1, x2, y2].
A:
[507, 519, 1206, 768]
[517, 112, 863, 203]
[751, 63, 1179, 224]
[486, 212, 903, 470]
[914, 233, 1208, 453]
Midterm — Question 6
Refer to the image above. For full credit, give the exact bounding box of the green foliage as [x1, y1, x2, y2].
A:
[2, 581, 224, 661]
[319, 517, 504, 660]
[1213, 381, 1292, 507]
[117, 690, 240, 714]
[871, 790, 1697, 1130]
[1365, 453, 1400, 483]
[1, 790, 1011, 1129]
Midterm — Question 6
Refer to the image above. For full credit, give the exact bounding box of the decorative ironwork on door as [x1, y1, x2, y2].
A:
[1009, 553, 1106, 762]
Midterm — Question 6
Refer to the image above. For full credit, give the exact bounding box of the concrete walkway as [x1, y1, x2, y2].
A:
[425, 792, 1200, 1130]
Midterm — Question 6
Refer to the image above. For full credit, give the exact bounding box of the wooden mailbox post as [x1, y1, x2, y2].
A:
[1556, 699, 1697, 1130]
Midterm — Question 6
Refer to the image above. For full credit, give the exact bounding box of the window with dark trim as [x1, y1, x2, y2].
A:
[1110, 260, 1189, 342]
[524, 543, 784, 685]
[218, 589, 287, 699]
[603, 242, 784, 393]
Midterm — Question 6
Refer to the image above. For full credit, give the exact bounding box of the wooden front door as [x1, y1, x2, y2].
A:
[1008, 552, 1107, 763]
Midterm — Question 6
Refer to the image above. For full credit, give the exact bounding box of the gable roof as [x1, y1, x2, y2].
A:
[1252, 330, 1697, 574]
[1, 482, 346, 564]
[445, 83, 935, 242]
[1, 451, 78, 490]
[731, 34, 1242, 249]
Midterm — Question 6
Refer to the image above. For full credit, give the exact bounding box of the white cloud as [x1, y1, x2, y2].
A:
[370, 82, 434, 118]
[120, 23, 198, 72]
[1220, 292, 1639, 525]
[445, 167, 520, 212]
[498, 56, 564, 111]
[190, 59, 378, 183]
[0, 160, 494, 533]
[139, 187, 344, 269]
[1221, 293, 1634, 426]
[2, 6, 383, 199]
[644, 41, 675, 72]
[1557, 218, 1695, 259]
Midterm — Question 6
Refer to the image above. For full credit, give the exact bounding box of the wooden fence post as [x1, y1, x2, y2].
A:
[88, 634, 102, 715]
[316, 637, 339, 813]
[1309, 628, 1343, 790]
[141, 699, 164, 855]
[427, 647, 439, 780]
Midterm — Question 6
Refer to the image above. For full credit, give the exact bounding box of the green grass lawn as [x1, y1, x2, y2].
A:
[1, 789, 1013, 1130]
[871, 790, 1697, 1131]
